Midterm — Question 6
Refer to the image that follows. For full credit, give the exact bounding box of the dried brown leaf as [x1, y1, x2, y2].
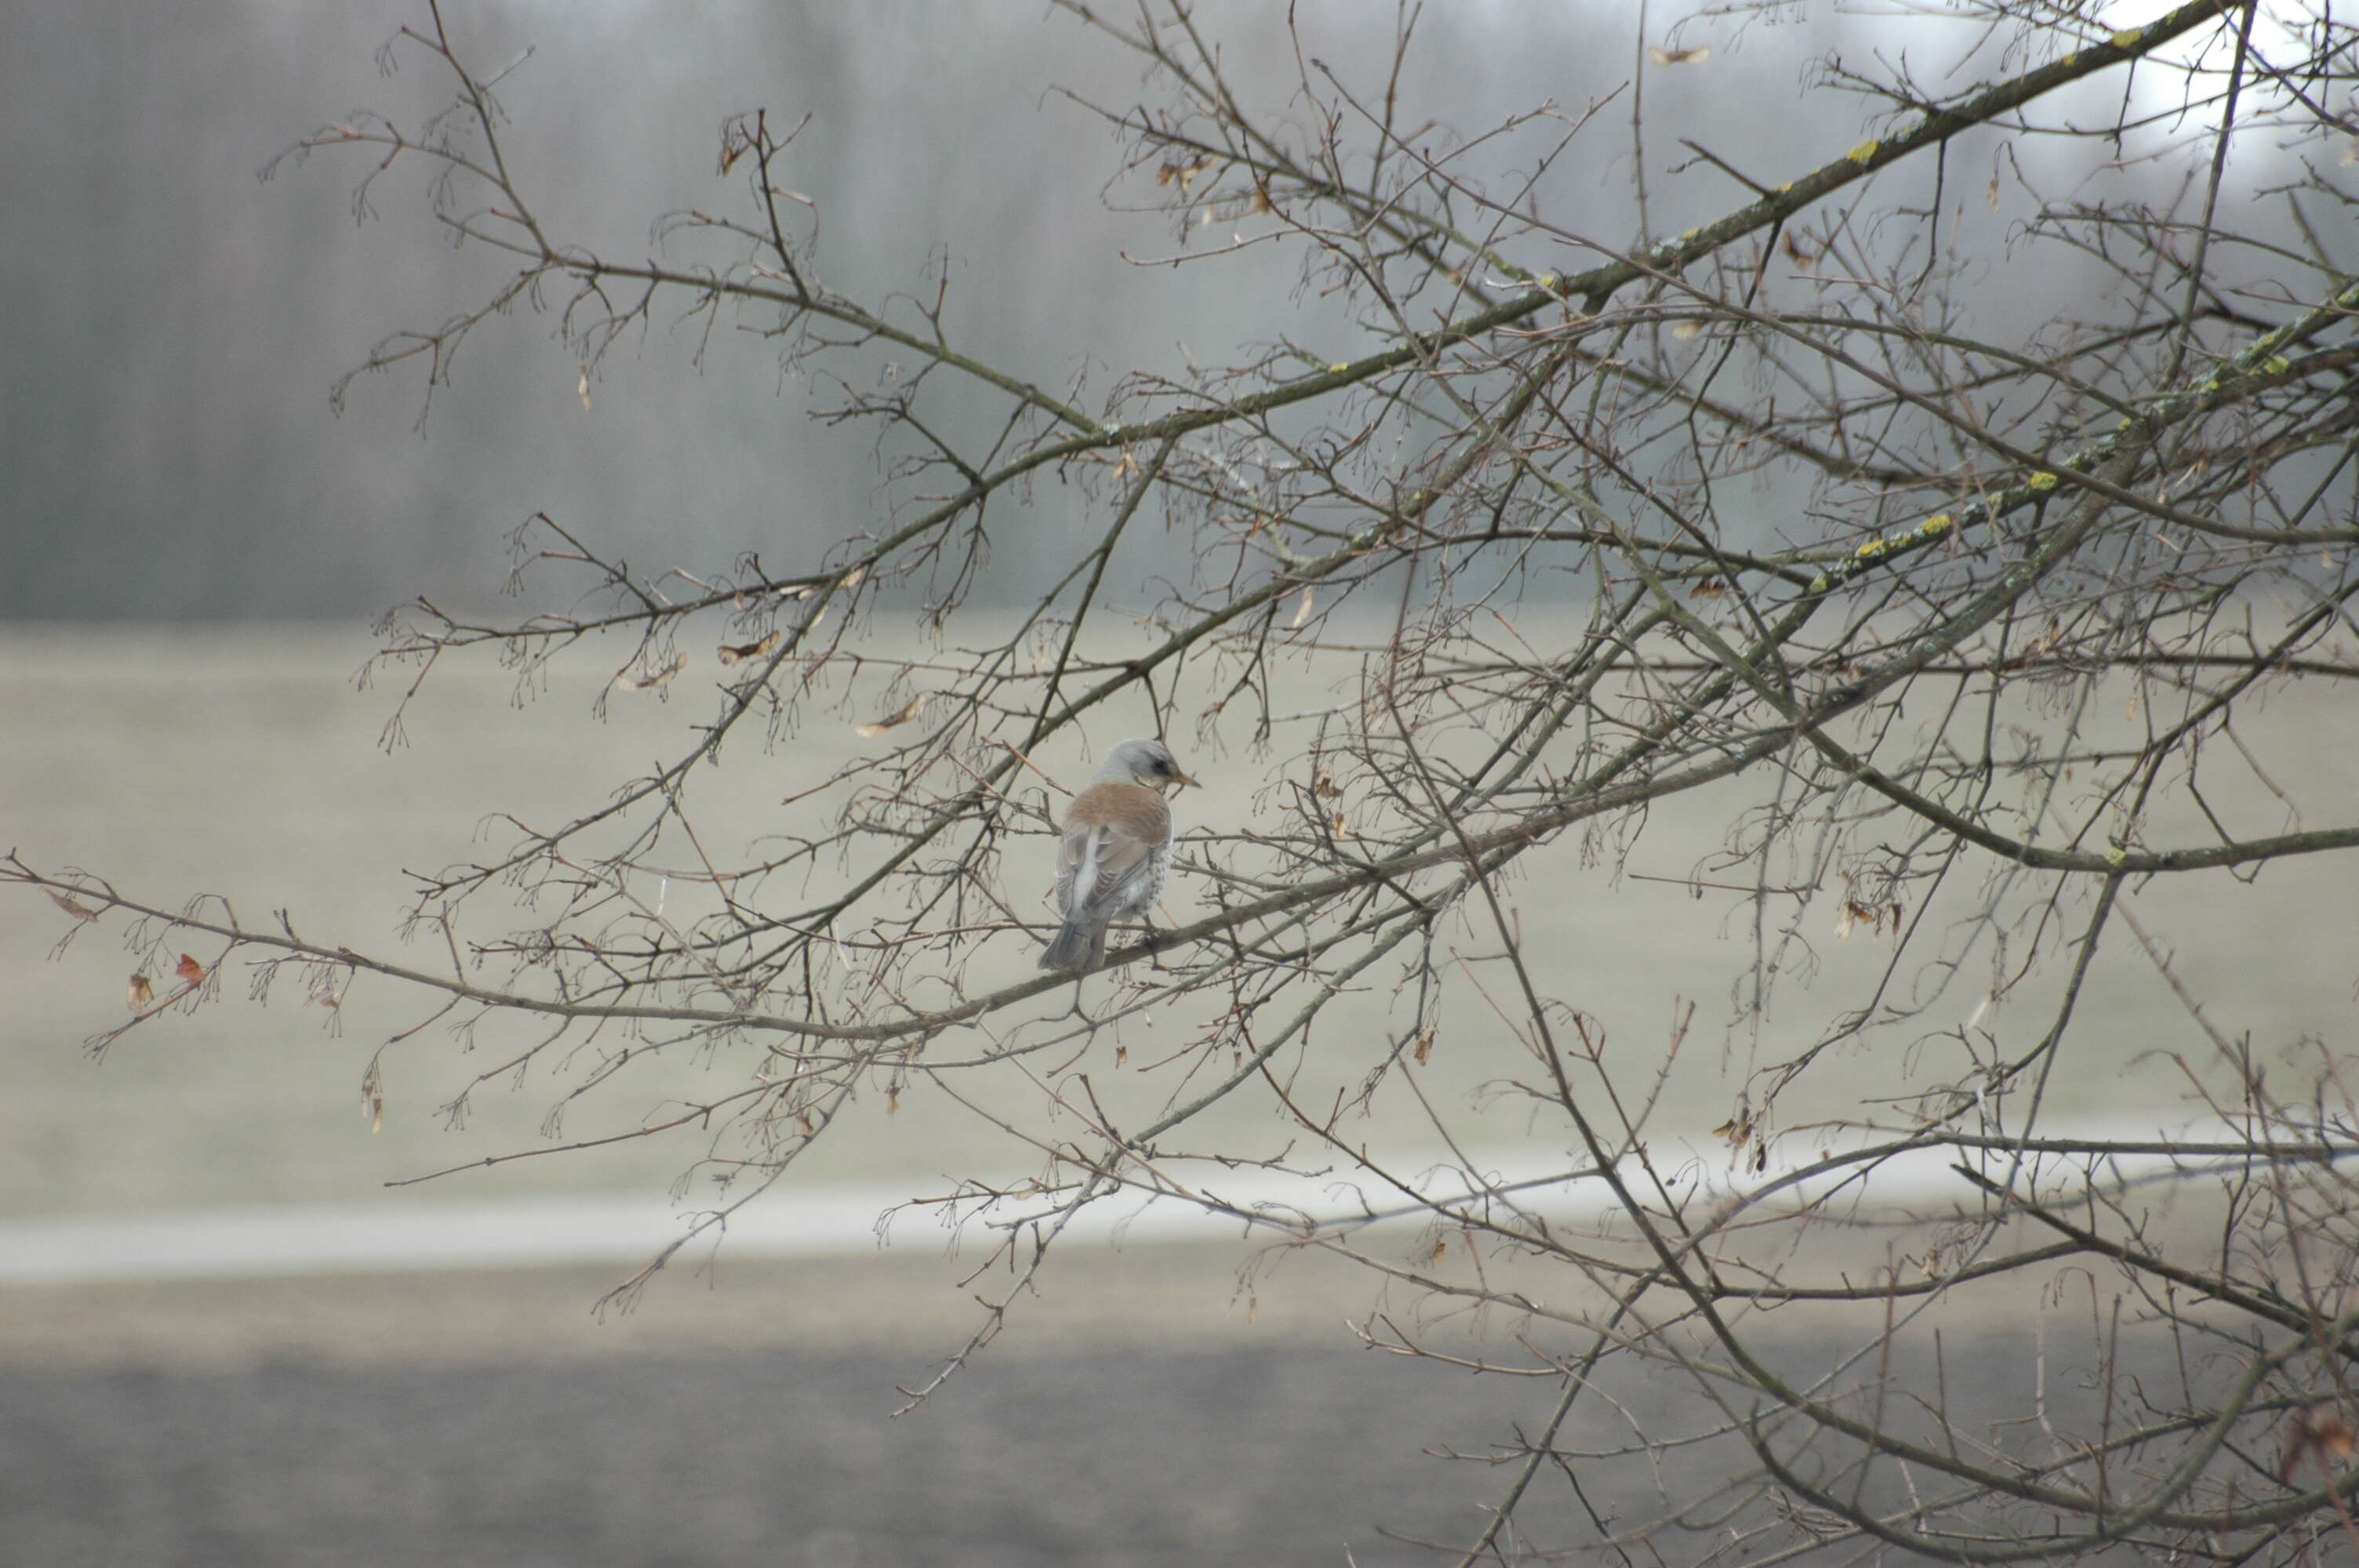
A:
[2280, 1408, 2356, 1484]
[718, 630, 781, 666]
[613, 652, 687, 692]
[48, 890, 98, 922]
[1155, 155, 1212, 191]
[854, 691, 927, 738]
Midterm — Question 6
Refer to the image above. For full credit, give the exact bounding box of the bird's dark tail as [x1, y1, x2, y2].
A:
[1038, 917, 1103, 972]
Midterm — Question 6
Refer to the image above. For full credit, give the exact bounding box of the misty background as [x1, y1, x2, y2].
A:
[1, 1, 2276, 624]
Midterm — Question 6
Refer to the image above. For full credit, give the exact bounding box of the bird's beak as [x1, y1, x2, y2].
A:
[1169, 771, 1196, 791]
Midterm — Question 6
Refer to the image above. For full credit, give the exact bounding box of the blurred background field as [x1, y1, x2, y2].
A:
[11, 618, 2350, 1560]
[9, 619, 2353, 1224]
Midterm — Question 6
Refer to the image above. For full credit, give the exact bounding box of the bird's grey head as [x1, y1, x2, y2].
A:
[1095, 736, 1192, 790]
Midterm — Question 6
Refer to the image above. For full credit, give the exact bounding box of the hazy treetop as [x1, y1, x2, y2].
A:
[2, 1, 2282, 621]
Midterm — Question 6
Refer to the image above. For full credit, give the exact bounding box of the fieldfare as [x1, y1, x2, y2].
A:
[1038, 736, 1192, 972]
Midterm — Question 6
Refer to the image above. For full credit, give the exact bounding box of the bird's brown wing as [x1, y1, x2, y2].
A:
[1056, 783, 1170, 918]
[1056, 822, 1154, 916]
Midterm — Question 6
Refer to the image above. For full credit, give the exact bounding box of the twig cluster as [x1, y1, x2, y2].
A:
[19, 2, 2359, 1559]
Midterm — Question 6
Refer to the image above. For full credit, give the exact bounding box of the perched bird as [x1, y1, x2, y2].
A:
[1038, 736, 1193, 972]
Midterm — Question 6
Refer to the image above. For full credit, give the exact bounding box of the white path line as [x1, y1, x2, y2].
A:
[0, 1118, 2314, 1285]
